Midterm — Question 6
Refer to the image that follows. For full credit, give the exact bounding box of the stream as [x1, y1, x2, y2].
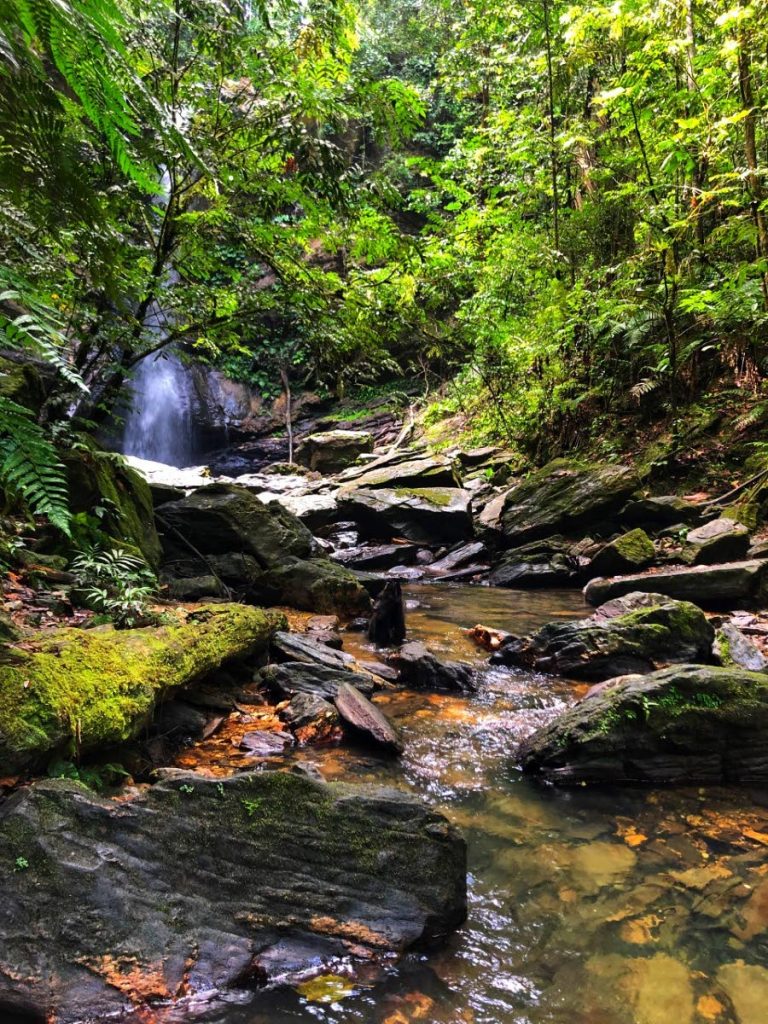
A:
[160, 583, 768, 1024]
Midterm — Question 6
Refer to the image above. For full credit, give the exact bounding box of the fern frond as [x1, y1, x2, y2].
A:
[0, 396, 71, 534]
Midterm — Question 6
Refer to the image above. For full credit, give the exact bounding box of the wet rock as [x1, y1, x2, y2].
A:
[239, 730, 293, 756]
[359, 660, 400, 683]
[426, 541, 488, 575]
[713, 622, 768, 672]
[167, 574, 226, 600]
[0, 604, 283, 774]
[261, 662, 377, 701]
[584, 560, 768, 609]
[390, 641, 476, 693]
[252, 556, 372, 617]
[334, 683, 403, 755]
[338, 487, 473, 545]
[281, 692, 341, 744]
[153, 701, 209, 740]
[271, 630, 356, 669]
[519, 664, 768, 784]
[388, 565, 425, 580]
[587, 529, 655, 578]
[717, 961, 768, 1024]
[619, 495, 703, 528]
[499, 459, 639, 547]
[295, 430, 374, 473]
[490, 548, 577, 588]
[0, 772, 468, 1021]
[368, 580, 406, 647]
[683, 516, 750, 565]
[492, 595, 713, 681]
[335, 543, 420, 571]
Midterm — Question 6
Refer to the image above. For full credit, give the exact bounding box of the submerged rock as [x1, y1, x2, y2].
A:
[492, 594, 713, 681]
[390, 641, 476, 693]
[0, 604, 283, 774]
[338, 486, 473, 544]
[519, 664, 768, 784]
[584, 560, 768, 609]
[499, 459, 638, 547]
[0, 771, 467, 1021]
[295, 429, 374, 473]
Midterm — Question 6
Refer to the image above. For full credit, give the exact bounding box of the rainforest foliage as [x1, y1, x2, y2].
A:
[3, 0, 768, 526]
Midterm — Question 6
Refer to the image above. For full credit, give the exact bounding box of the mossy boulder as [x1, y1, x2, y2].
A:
[338, 486, 473, 544]
[682, 516, 750, 566]
[250, 556, 372, 616]
[492, 593, 713, 681]
[0, 604, 283, 773]
[0, 352, 49, 409]
[587, 528, 655, 578]
[64, 440, 161, 568]
[0, 771, 467, 1021]
[499, 459, 639, 547]
[713, 622, 768, 672]
[519, 664, 768, 785]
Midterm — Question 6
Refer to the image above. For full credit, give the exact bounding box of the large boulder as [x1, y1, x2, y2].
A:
[584, 560, 768, 609]
[64, 440, 161, 568]
[339, 454, 460, 490]
[389, 641, 476, 693]
[682, 516, 750, 565]
[586, 528, 655, 578]
[157, 485, 370, 615]
[519, 664, 768, 785]
[619, 495, 704, 528]
[499, 460, 638, 547]
[0, 771, 467, 1021]
[0, 605, 283, 773]
[295, 429, 374, 473]
[492, 594, 713, 681]
[338, 487, 473, 544]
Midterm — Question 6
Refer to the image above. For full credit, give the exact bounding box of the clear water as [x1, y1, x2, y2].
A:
[158, 585, 768, 1024]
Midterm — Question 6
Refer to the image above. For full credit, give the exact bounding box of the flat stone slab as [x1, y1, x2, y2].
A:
[0, 773, 466, 1022]
[584, 560, 768, 609]
[334, 682, 403, 755]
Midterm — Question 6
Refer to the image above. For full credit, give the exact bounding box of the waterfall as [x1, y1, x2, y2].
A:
[121, 348, 197, 467]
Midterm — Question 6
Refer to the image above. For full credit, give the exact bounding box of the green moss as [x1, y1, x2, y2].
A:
[0, 604, 285, 771]
[613, 528, 655, 565]
[394, 487, 454, 507]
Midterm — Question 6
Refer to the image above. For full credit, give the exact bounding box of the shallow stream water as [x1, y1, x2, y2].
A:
[169, 584, 768, 1024]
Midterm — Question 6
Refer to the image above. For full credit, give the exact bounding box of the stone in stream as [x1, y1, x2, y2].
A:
[337, 486, 473, 544]
[334, 682, 403, 755]
[295, 429, 374, 473]
[584, 559, 768, 609]
[0, 604, 283, 774]
[499, 459, 639, 547]
[280, 692, 341, 744]
[713, 622, 768, 672]
[491, 593, 713, 681]
[270, 630, 356, 669]
[368, 580, 407, 647]
[0, 771, 467, 1021]
[425, 540, 488, 575]
[335, 542, 420, 571]
[260, 662, 377, 701]
[239, 730, 293, 756]
[389, 641, 477, 693]
[682, 516, 750, 565]
[518, 664, 768, 785]
[489, 544, 578, 588]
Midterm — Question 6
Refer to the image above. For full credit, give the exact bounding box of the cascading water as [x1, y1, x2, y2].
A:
[121, 346, 197, 467]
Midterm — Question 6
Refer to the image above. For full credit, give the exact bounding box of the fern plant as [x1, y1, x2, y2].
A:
[0, 396, 71, 534]
[70, 546, 157, 628]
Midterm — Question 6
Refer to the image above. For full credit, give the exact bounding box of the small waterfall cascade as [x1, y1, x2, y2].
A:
[121, 346, 198, 467]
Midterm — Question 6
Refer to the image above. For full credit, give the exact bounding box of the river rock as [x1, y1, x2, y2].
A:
[682, 516, 750, 565]
[280, 692, 341, 743]
[473, 490, 509, 544]
[339, 454, 460, 490]
[0, 771, 467, 1021]
[338, 486, 473, 544]
[252, 556, 372, 616]
[389, 641, 476, 693]
[519, 664, 768, 785]
[334, 682, 403, 755]
[490, 547, 578, 587]
[713, 622, 768, 672]
[271, 630, 356, 668]
[426, 540, 488, 575]
[335, 543, 420, 570]
[261, 662, 377, 700]
[0, 604, 283, 774]
[295, 430, 374, 473]
[499, 459, 639, 547]
[586, 529, 655, 578]
[492, 595, 713, 681]
[619, 495, 704, 528]
[584, 560, 768, 609]
[239, 729, 293, 756]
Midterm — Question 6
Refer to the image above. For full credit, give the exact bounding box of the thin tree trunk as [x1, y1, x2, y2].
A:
[280, 366, 294, 463]
[543, 0, 560, 253]
[738, 18, 768, 308]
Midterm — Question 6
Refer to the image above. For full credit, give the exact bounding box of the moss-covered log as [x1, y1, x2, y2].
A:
[0, 604, 284, 772]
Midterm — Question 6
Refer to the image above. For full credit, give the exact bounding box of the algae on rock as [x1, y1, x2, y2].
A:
[0, 604, 284, 772]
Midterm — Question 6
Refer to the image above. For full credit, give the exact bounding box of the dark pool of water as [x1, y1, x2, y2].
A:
[164, 585, 768, 1024]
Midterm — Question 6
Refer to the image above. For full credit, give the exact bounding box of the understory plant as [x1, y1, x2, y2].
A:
[70, 546, 157, 628]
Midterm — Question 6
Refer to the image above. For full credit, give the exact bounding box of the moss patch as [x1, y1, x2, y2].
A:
[0, 604, 285, 772]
